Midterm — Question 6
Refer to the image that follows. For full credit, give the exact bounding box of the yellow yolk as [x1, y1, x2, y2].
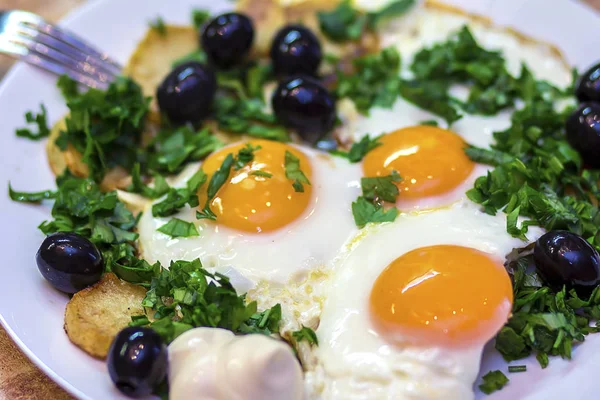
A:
[369, 245, 513, 347]
[362, 126, 475, 199]
[199, 140, 313, 233]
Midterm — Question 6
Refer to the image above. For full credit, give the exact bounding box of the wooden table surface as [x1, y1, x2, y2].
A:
[1, 0, 600, 399]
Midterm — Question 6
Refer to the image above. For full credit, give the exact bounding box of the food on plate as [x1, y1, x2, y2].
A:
[533, 230, 600, 296]
[107, 327, 168, 398]
[169, 328, 304, 400]
[156, 61, 217, 123]
[201, 13, 255, 68]
[270, 24, 323, 76]
[64, 273, 147, 359]
[9, 0, 600, 398]
[565, 102, 600, 167]
[272, 75, 336, 142]
[307, 202, 535, 399]
[36, 232, 104, 293]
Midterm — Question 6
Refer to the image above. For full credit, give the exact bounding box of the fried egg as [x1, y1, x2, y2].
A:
[305, 200, 544, 399]
[138, 140, 361, 289]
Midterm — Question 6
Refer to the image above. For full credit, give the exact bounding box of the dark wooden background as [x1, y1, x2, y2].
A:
[0, 0, 598, 398]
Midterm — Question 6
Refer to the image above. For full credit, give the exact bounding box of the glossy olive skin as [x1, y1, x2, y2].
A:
[272, 76, 336, 143]
[576, 63, 600, 102]
[156, 61, 217, 124]
[201, 12, 254, 69]
[107, 327, 168, 398]
[270, 25, 322, 77]
[533, 230, 600, 296]
[565, 102, 600, 168]
[36, 232, 103, 294]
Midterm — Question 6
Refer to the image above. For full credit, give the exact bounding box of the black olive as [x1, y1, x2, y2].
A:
[107, 327, 168, 398]
[533, 230, 600, 296]
[272, 76, 336, 144]
[201, 12, 254, 69]
[565, 102, 600, 168]
[270, 25, 322, 77]
[156, 61, 217, 124]
[575, 63, 600, 102]
[36, 232, 103, 294]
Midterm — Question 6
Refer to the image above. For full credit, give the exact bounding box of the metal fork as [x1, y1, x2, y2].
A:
[0, 10, 121, 89]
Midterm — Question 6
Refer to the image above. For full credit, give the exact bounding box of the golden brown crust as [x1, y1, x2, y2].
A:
[63, 273, 147, 359]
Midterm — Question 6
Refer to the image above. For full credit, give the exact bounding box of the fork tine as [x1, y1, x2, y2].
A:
[15, 24, 119, 77]
[0, 35, 110, 89]
[9, 10, 122, 73]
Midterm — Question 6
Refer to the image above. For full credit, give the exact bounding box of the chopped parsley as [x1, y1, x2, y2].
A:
[197, 154, 234, 220]
[284, 151, 311, 193]
[336, 47, 402, 114]
[493, 251, 600, 369]
[398, 79, 463, 125]
[191, 9, 210, 29]
[479, 370, 509, 395]
[8, 184, 56, 202]
[16, 104, 50, 141]
[128, 164, 170, 199]
[508, 365, 527, 373]
[149, 16, 167, 36]
[55, 76, 151, 182]
[331, 134, 382, 162]
[153, 169, 206, 217]
[352, 171, 401, 228]
[157, 218, 199, 238]
[136, 258, 281, 343]
[234, 144, 260, 170]
[292, 326, 319, 346]
[318, 0, 415, 42]
[250, 170, 272, 178]
[146, 126, 223, 175]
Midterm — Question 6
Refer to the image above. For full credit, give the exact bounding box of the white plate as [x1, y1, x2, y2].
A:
[0, 0, 598, 399]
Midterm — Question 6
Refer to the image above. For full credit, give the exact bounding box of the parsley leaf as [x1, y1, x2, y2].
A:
[128, 163, 170, 199]
[292, 326, 319, 346]
[234, 144, 260, 170]
[16, 104, 50, 141]
[508, 365, 527, 373]
[136, 258, 281, 343]
[197, 154, 234, 220]
[250, 171, 272, 178]
[479, 370, 509, 394]
[153, 169, 207, 217]
[331, 134, 381, 162]
[158, 218, 200, 238]
[398, 79, 462, 125]
[318, 0, 415, 42]
[238, 304, 282, 335]
[284, 151, 311, 193]
[146, 126, 223, 174]
[56, 76, 151, 182]
[149, 16, 167, 36]
[336, 47, 401, 114]
[351, 196, 398, 229]
[8, 184, 56, 202]
[361, 171, 401, 203]
[192, 9, 210, 29]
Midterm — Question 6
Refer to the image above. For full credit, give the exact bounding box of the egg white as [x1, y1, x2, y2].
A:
[305, 199, 544, 400]
[137, 144, 362, 291]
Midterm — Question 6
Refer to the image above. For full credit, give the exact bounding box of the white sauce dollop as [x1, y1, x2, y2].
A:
[169, 328, 304, 400]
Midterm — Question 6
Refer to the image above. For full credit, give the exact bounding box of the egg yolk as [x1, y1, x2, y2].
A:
[362, 126, 474, 199]
[369, 245, 513, 347]
[199, 140, 313, 233]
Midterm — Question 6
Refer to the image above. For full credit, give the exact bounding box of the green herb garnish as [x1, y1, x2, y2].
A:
[352, 171, 401, 228]
[153, 169, 207, 217]
[149, 16, 167, 36]
[197, 154, 234, 220]
[331, 134, 382, 162]
[16, 104, 50, 141]
[192, 9, 210, 29]
[8, 184, 56, 202]
[292, 326, 319, 346]
[284, 151, 311, 193]
[479, 370, 509, 394]
[157, 218, 200, 238]
[508, 365, 527, 373]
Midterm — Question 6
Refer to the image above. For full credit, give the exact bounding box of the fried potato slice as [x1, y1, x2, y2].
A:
[64, 273, 147, 359]
[124, 25, 198, 118]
